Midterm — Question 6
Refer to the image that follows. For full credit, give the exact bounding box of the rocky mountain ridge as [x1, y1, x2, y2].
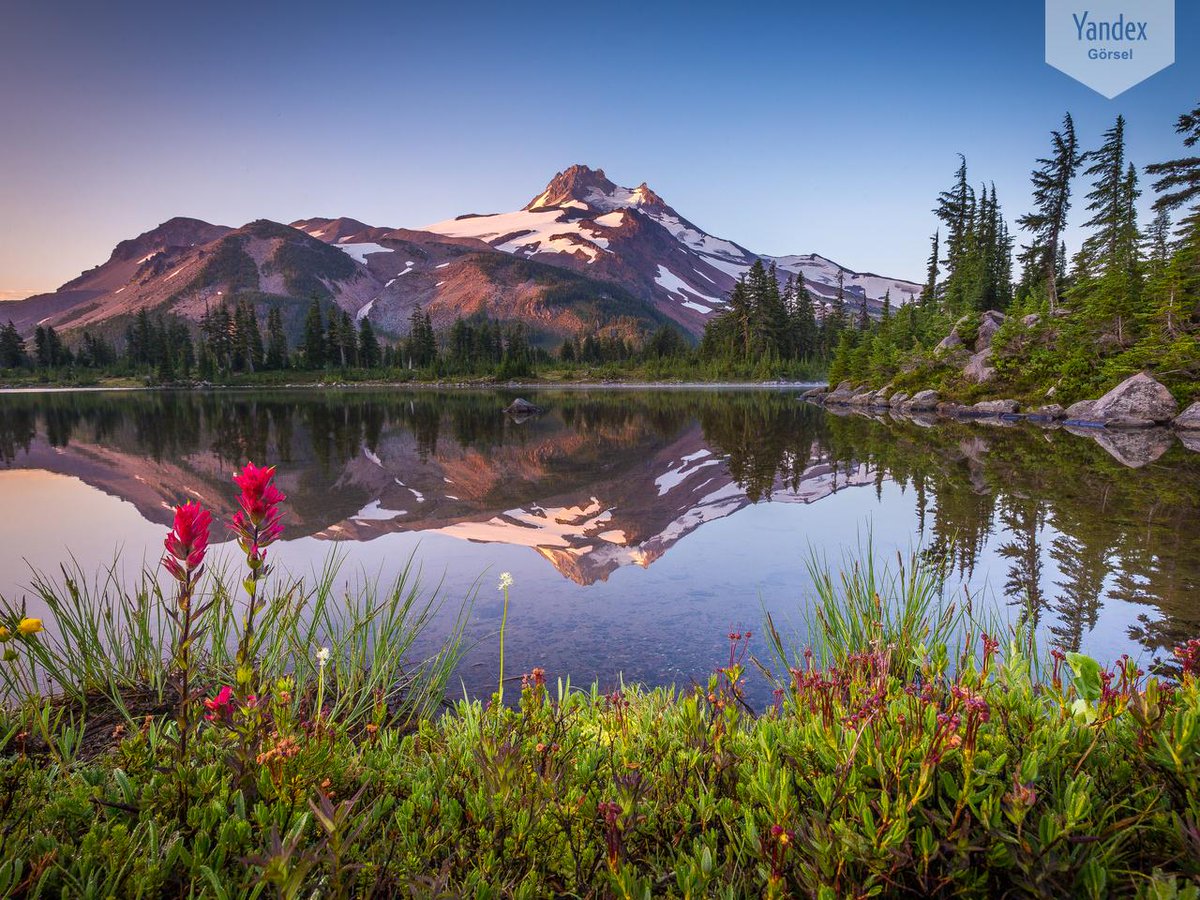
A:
[3, 166, 921, 344]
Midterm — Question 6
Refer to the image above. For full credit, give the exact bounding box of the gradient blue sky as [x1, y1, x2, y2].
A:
[1, 0, 1196, 298]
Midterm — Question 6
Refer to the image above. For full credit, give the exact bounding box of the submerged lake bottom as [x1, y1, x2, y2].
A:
[1, 386, 1197, 708]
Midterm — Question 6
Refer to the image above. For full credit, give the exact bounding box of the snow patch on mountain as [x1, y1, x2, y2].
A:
[352, 500, 406, 522]
[425, 209, 611, 264]
[655, 265, 722, 308]
[335, 242, 392, 264]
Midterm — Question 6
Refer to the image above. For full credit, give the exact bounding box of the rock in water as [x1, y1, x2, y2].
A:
[1173, 402, 1200, 430]
[1064, 400, 1100, 423]
[971, 399, 1019, 416]
[825, 381, 856, 405]
[1066, 426, 1176, 469]
[907, 389, 940, 411]
[1030, 404, 1066, 420]
[504, 398, 544, 416]
[1091, 373, 1178, 424]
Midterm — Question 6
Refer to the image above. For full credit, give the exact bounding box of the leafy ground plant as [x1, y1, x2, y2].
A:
[0, 507, 1198, 896]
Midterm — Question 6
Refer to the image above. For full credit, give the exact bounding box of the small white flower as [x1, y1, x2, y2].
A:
[498, 572, 514, 591]
[315, 646, 330, 668]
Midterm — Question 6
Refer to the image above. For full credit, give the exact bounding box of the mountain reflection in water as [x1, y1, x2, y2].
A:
[1, 388, 1198, 701]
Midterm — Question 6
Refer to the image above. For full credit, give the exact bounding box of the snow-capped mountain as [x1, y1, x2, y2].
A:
[8, 412, 874, 586]
[4, 164, 920, 342]
[420, 165, 921, 330]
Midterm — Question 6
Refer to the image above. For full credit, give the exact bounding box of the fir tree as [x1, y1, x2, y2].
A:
[1016, 112, 1083, 312]
[265, 307, 289, 370]
[405, 306, 436, 368]
[0, 321, 27, 368]
[1145, 102, 1200, 235]
[302, 298, 326, 369]
[358, 318, 381, 368]
[1079, 115, 1132, 275]
[920, 232, 939, 306]
[789, 273, 818, 357]
[935, 155, 975, 277]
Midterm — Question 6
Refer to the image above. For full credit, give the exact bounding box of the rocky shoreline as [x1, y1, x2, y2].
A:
[804, 371, 1200, 468]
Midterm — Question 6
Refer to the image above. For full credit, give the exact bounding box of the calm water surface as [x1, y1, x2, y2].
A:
[1, 387, 1198, 706]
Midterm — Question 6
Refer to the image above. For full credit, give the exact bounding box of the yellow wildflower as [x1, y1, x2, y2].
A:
[17, 618, 43, 636]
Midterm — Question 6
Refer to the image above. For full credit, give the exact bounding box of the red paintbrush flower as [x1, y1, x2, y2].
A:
[233, 463, 286, 527]
[230, 462, 286, 556]
[162, 501, 212, 584]
[203, 685, 234, 721]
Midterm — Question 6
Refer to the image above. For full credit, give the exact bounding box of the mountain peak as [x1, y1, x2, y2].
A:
[524, 165, 674, 217]
[109, 217, 231, 263]
[525, 164, 618, 211]
[629, 182, 667, 209]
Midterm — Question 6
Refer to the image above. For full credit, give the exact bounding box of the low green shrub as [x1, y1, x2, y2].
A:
[2, 555, 1198, 896]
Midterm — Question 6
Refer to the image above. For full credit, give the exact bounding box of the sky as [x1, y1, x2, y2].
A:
[0, 0, 1196, 298]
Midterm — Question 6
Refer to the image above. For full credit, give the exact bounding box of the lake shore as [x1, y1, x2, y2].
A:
[4, 543, 1199, 897]
[0, 377, 828, 395]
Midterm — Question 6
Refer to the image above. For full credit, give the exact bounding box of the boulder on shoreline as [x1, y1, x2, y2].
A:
[1064, 399, 1099, 423]
[825, 381, 856, 405]
[1091, 372, 1178, 424]
[849, 390, 876, 406]
[971, 399, 1019, 416]
[1174, 402, 1200, 430]
[1030, 404, 1066, 420]
[868, 389, 892, 408]
[906, 389, 940, 411]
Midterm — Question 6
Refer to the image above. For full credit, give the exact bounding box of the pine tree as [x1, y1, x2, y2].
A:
[1072, 117, 1143, 348]
[920, 232, 940, 306]
[336, 310, 356, 367]
[358, 318, 381, 368]
[1137, 103, 1200, 376]
[1079, 115, 1131, 275]
[33, 327, 49, 368]
[1016, 113, 1083, 312]
[1145, 102, 1200, 235]
[789, 273, 818, 357]
[935, 155, 975, 277]
[303, 298, 326, 369]
[405, 306, 436, 368]
[265, 307, 288, 370]
[1144, 209, 1172, 275]
[0, 321, 27, 368]
[46, 327, 66, 367]
[233, 300, 263, 373]
[197, 340, 214, 379]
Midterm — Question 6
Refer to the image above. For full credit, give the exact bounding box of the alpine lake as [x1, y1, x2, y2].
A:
[1, 386, 1197, 708]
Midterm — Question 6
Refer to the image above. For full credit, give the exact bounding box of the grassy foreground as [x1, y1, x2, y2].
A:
[0, 559, 1198, 898]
